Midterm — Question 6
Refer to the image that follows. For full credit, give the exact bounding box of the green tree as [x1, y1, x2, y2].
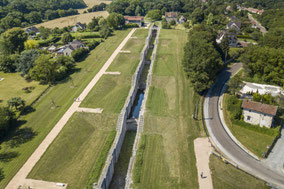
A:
[107, 13, 125, 30]
[0, 54, 18, 73]
[170, 19, 176, 26]
[0, 106, 11, 139]
[146, 9, 162, 21]
[15, 49, 39, 76]
[62, 32, 74, 44]
[7, 97, 26, 112]
[228, 75, 243, 96]
[0, 27, 27, 54]
[29, 54, 56, 84]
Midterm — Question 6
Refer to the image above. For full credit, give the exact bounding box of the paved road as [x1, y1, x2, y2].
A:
[248, 13, 267, 34]
[204, 63, 284, 188]
[6, 28, 136, 189]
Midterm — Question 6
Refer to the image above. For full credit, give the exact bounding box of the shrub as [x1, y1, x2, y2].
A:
[125, 23, 139, 28]
[71, 48, 89, 61]
[227, 95, 242, 120]
[87, 40, 100, 50]
[86, 130, 116, 188]
[133, 135, 146, 184]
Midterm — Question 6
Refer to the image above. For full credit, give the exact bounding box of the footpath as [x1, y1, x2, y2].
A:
[6, 28, 136, 189]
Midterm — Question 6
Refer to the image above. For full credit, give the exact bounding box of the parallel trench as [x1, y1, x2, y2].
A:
[109, 28, 158, 189]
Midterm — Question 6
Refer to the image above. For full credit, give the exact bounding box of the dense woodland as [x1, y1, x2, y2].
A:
[0, 0, 86, 32]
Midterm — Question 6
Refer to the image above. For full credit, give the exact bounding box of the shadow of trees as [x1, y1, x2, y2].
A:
[0, 151, 19, 162]
[0, 168, 4, 181]
[7, 127, 37, 148]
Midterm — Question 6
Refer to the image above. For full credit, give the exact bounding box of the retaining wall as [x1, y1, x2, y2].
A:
[94, 25, 155, 189]
[125, 25, 161, 189]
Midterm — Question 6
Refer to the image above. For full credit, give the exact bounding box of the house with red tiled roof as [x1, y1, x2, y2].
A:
[124, 16, 144, 27]
[241, 100, 278, 128]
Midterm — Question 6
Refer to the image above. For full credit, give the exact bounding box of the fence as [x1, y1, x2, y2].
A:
[93, 25, 155, 189]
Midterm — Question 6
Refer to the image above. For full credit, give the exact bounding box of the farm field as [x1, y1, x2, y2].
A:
[223, 94, 276, 158]
[78, 0, 112, 13]
[0, 72, 48, 106]
[210, 155, 269, 189]
[0, 29, 131, 188]
[133, 29, 202, 189]
[28, 113, 117, 189]
[80, 29, 149, 112]
[34, 11, 109, 29]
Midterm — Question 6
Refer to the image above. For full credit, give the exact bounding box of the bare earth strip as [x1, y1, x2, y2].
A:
[194, 138, 213, 189]
[34, 11, 109, 29]
[5, 28, 136, 189]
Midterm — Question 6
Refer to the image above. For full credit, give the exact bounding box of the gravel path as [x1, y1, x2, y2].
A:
[194, 138, 213, 189]
[6, 28, 136, 189]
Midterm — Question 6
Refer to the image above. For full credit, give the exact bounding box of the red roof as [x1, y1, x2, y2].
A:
[242, 100, 278, 116]
[124, 16, 144, 21]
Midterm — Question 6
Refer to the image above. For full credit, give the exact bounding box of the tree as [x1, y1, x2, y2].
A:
[24, 39, 39, 50]
[146, 9, 162, 21]
[0, 106, 11, 139]
[219, 33, 229, 61]
[162, 18, 171, 29]
[0, 54, 18, 72]
[15, 49, 39, 76]
[29, 54, 56, 84]
[62, 32, 73, 44]
[7, 97, 26, 112]
[0, 27, 27, 54]
[228, 75, 243, 96]
[99, 24, 112, 38]
[170, 19, 176, 26]
[24, 11, 42, 24]
[107, 13, 125, 30]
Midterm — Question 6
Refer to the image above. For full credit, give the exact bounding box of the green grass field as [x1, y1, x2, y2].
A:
[210, 155, 269, 189]
[80, 29, 148, 111]
[223, 94, 276, 158]
[133, 29, 202, 189]
[0, 72, 48, 106]
[28, 113, 117, 189]
[0, 29, 131, 188]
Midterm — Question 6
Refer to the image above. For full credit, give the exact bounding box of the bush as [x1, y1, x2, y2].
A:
[86, 130, 116, 188]
[87, 40, 100, 50]
[75, 33, 101, 39]
[133, 135, 146, 184]
[37, 36, 61, 46]
[71, 48, 89, 61]
[227, 95, 242, 120]
[125, 23, 139, 28]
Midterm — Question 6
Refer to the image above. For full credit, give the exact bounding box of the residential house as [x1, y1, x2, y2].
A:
[242, 100, 278, 128]
[216, 31, 238, 47]
[247, 8, 264, 15]
[124, 16, 144, 27]
[72, 22, 85, 32]
[26, 26, 39, 34]
[165, 12, 178, 23]
[179, 16, 187, 24]
[47, 44, 59, 52]
[226, 20, 241, 33]
[55, 40, 87, 56]
[216, 30, 226, 44]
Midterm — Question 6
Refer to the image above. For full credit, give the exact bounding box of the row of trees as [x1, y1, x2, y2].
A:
[183, 24, 223, 93]
[87, 3, 107, 13]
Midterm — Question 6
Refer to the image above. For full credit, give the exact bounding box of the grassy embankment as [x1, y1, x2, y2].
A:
[210, 155, 269, 189]
[223, 93, 278, 158]
[27, 29, 148, 188]
[0, 29, 131, 188]
[132, 29, 203, 189]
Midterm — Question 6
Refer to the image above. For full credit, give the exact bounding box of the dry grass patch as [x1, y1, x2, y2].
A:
[78, 0, 111, 13]
[35, 11, 109, 29]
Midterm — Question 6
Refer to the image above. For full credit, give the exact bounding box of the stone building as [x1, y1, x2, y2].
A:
[124, 16, 144, 27]
[241, 100, 278, 128]
[165, 12, 178, 23]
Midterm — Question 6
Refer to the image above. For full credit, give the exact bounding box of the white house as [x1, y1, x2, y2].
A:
[241, 100, 278, 128]
[72, 22, 85, 32]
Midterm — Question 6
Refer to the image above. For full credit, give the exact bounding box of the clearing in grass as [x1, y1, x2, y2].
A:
[0, 29, 131, 188]
[28, 113, 117, 189]
[210, 155, 269, 189]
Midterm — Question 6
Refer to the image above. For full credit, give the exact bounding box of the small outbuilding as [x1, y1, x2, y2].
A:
[241, 100, 278, 128]
[72, 22, 85, 32]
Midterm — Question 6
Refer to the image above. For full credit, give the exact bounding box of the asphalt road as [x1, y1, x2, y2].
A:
[204, 63, 284, 188]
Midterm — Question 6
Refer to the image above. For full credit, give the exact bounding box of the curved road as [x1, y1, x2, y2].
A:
[204, 63, 284, 188]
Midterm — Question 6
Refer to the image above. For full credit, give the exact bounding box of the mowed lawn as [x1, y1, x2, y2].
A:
[0, 72, 48, 106]
[133, 29, 202, 189]
[210, 155, 269, 189]
[28, 113, 117, 189]
[80, 29, 148, 111]
[223, 94, 276, 157]
[0, 29, 131, 188]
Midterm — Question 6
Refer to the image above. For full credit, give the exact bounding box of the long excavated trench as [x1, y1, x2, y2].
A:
[109, 27, 158, 189]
